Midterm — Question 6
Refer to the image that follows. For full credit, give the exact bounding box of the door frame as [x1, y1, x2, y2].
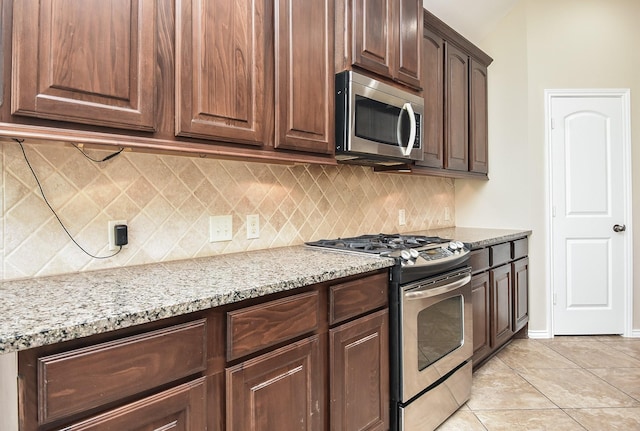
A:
[545, 88, 633, 337]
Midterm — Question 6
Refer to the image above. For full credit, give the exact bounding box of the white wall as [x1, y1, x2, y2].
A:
[456, 0, 640, 334]
[0, 352, 18, 431]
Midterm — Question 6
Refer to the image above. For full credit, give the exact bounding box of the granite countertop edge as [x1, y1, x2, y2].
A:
[0, 227, 531, 355]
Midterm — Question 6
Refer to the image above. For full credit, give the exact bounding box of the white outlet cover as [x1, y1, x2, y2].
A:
[108, 220, 127, 251]
[398, 209, 406, 226]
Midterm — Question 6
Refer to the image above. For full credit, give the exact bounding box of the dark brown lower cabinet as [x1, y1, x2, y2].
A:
[471, 272, 491, 362]
[60, 378, 206, 431]
[471, 237, 529, 368]
[512, 257, 530, 332]
[330, 309, 389, 431]
[226, 335, 324, 431]
[490, 264, 514, 348]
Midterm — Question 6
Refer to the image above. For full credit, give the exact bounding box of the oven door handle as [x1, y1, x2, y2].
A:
[404, 274, 471, 300]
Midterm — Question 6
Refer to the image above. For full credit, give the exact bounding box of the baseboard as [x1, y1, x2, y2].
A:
[627, 330, 640, 338]
[527, 329, 552, 339]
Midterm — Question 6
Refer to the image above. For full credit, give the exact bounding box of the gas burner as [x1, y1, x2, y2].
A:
[306, 234, 450, 255]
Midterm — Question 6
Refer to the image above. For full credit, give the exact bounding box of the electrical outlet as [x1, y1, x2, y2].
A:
[210, 215, 233, 242]
[398, 209, 406, 226]
[246, 214, 260, 239]
[108, 220, 127, 251]
[444, 207, 451, 221]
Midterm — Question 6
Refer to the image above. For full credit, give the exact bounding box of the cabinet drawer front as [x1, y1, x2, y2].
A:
[61, 377, 206, 431]
[227, 291, 319, 361]
[329, 271, 388, 325]
[489, 242, 510, 267]
[512, 237, 528, 260]
[469, 248, 489, 274]
[38, 320, 207, 424]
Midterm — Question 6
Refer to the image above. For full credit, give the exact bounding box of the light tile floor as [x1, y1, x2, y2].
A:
[437, 336, 640, 430]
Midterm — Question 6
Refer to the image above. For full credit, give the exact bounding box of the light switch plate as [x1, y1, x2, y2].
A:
[210, 215, 233, 242]
[246, 214, 260, 239]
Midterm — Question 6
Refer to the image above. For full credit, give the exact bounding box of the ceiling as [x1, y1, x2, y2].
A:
[422, 0, 522, 43]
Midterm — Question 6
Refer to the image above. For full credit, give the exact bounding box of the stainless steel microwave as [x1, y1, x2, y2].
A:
[335, 71, 424, 166]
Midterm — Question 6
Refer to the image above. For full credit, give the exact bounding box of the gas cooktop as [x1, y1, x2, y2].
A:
[306, 234, 449, 255]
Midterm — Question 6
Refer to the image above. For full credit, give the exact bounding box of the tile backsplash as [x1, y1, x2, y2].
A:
[1, 140, 455, 280]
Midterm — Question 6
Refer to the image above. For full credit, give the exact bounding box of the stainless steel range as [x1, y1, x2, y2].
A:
[306, 234, 472, 431]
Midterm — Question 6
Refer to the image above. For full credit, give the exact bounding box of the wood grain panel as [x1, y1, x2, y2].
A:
[329, 271, 388, 325]
[37, 320, 206, 424]
[227, 291, 319, 361]
[489, 242, 510, 267]
[444, 42, 469, 171]
[512, 238, 529, 261]
[59, 377, 206, 431]
[469, 58, 488, 174]
[226, 335, 324, 431]
[353, 0, 392, 77]
[471, 272, 491, 364]
[274, 0, 334, 154]
[12, 0, 156, 131]
[175, 0, 271, 145]
[330, 310, 389, 431]
[491, 265, 514, 348]
[512, 257, 529, 332]
[416, 28, 444, 169]
[394, 0, 421, 89]
[469, 248, 489, 274]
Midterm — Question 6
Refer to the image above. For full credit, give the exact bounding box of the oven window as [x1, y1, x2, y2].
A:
[417, 295, 464, 370]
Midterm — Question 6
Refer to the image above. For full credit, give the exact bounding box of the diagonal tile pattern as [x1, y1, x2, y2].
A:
[1, 140, 455, 280]
[438, 336, 640, 430]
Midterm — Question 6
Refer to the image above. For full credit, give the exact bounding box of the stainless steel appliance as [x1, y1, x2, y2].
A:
[335, 71, 424, 166]
[306, 234, 472, 431]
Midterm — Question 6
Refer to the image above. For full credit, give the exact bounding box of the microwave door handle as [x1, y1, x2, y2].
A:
[404, 274, 471, 300]
[396, 102, 417, 156]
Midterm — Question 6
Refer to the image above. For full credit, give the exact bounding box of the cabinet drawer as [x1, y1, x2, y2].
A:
[329, 271, 388, 325]
[37, 320, 207, 424]
[512, 237, 528, 260]
[489, 242, 510, 267]
[469, 248, 489, 274]
[227, 291, 319, 361]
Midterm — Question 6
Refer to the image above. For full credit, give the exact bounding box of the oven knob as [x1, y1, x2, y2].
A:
[448, 241, 458, 251]
[400, 249, 412, 261]
[409, 248, 420, 259]
[455, 241, 465, 250]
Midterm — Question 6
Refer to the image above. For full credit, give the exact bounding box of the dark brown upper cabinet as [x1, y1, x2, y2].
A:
[175, 0, 270, 146]
[12, 0, 157, 131]
[336, 0, 422, 90]
[176, 0, 334, 156]
[7, 0, 334, 165]
[412, 9, 493, 179]
[469, 58, 489, 174]
[416, 28, 444, 169]
[444, 42, 469, 171]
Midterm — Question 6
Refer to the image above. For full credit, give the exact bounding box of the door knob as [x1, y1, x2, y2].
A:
[613, 224, 626, 232]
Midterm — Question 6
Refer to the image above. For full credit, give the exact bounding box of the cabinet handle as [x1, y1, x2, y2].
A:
[396, 102, 416, 156]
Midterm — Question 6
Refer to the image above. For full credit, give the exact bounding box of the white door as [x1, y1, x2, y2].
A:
[549, 90, 632, 335]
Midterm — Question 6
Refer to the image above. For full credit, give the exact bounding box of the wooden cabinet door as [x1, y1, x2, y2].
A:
[490, 264, 514, 349]
[352, 0, 393, 78]
[330, 309, 389, 431]
[274, 0, 334, 155]
[175, 0, 270, 146]
[394, 0, 421, 89]
[512, 257, 529, 332]
[471, 272, 491, 364]
[227, 335, 324, 431]
[444, 42, 469, 171]
[469, 58, 489, 174]
[62, 378, 206, 431]
[12, 0, 156, 131]
[417, 28, 444, 168]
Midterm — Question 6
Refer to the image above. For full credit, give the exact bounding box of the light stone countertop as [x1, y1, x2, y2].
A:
[0, 246, 394, 355]
[0, 227, 531, 356]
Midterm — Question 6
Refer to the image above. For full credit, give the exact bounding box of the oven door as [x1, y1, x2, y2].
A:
[400, 267, 473, 402]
